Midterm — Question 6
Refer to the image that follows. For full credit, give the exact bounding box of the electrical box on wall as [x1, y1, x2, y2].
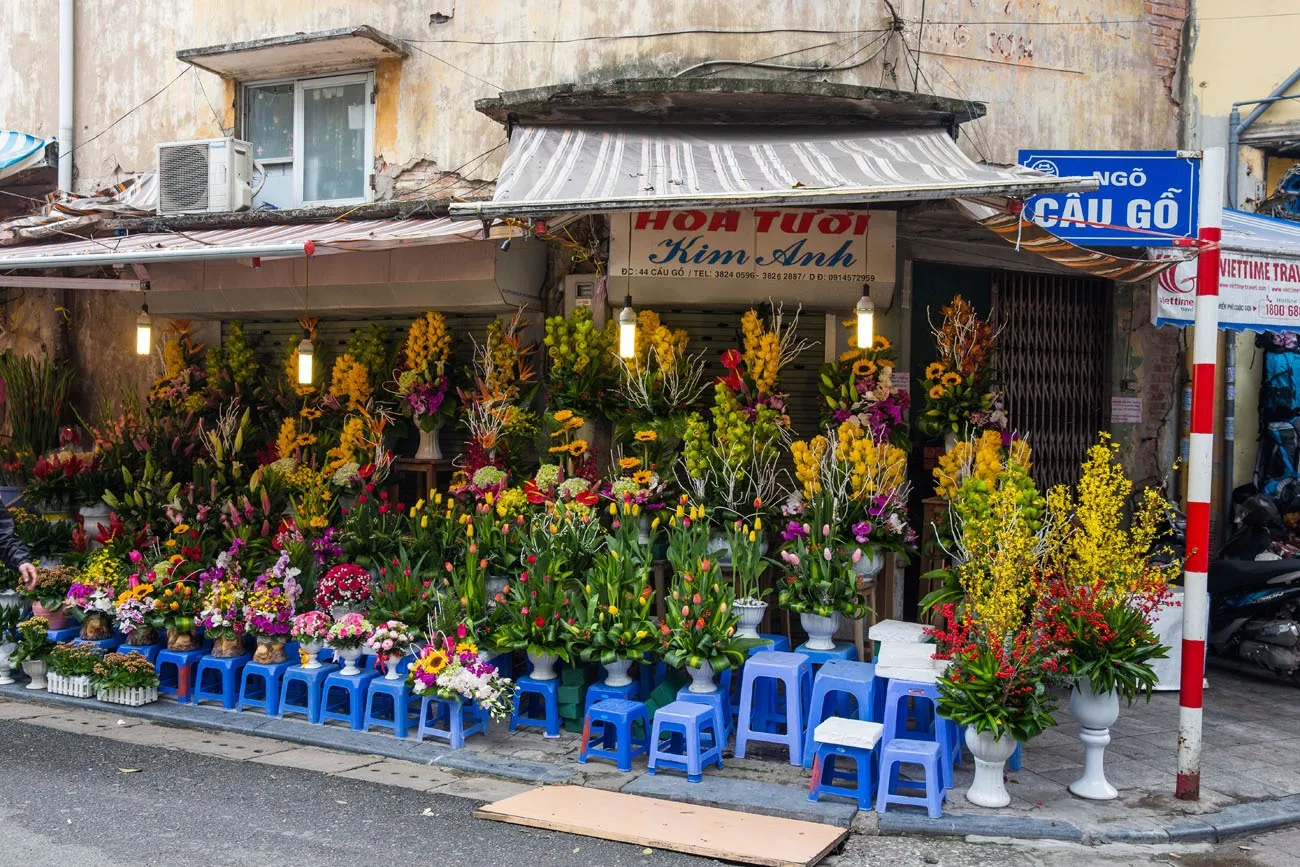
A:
[563, 273, 608, 325]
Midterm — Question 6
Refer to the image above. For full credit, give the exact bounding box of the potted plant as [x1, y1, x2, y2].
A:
[315, 563, 372, 619]
[916, 295, 1007, 445]
[150, 562, 203, 651]
[23, 450, 97, 517]
[48, 641, 103, 697]
[290, 610, 332, 669]
[0, 445, 31, 508]
[492, 520, 575, 682]
[199, 573, 247, 659]
[0, 605, 22, 684]
[28, 564, 77, 630]
[243, 551, 301, 664]
[65, 550, 125, 640]
[724, 508, 770, 639]
[114, 582, 159, 647]
[365, 619, 416, 680]
[0, 564, 22, 614]
[11, 616, 55, 690]
[327, 612, 373, 675]
[407, 632, 516, 723]
[92, 652, 160, 706]
[775, 521, 867, 651]
[11, 506, 73, 567]
[393, 311, 455, 460]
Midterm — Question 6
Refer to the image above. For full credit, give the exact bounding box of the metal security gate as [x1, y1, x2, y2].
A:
[993, 272, 1111, 489]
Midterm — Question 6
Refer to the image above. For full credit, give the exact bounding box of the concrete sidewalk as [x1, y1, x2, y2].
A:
[3, 666, 1298, 845]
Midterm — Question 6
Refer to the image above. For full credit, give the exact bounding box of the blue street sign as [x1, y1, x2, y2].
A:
[1017, 149, 1200, 246]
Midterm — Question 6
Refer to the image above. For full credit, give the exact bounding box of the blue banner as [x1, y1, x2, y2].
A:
[1017, 149, 1199, 246]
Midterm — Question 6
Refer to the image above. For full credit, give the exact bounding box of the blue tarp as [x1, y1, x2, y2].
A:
[0, 131, 52, 182]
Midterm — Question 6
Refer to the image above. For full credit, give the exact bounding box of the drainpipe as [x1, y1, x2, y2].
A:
[58, 0, 74, 192]
[1227, 65, 1300, 211]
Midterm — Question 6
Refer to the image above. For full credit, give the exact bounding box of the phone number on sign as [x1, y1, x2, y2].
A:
[761, 272, 873, 282]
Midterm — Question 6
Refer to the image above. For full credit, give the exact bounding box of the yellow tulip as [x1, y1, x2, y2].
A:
[485, 491, 495, 506]
[466, 525, 475, 538]
[754, 517, 762, 531]
[421, 516, 428, 528]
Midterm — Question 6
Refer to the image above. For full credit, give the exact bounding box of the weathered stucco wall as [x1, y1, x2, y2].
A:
[0, 0, 1184, 195]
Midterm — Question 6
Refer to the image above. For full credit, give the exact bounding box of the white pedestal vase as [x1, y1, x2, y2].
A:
[0, 642, 15, 685]
[298, 640, 324, 669]
[686, 660, 718, 694]
[637, 514, 652, 546]
[733, 600, 767, 639]
[800, 612, 842, 651]
[21, 659, 48, 690]
[78, 501, 112, 543]
[853, 548, 885, 580]
[336, 647, 364, 676]
[706, 533, 732, 566]
[414, 424, 444, 461]
[383, 654, 405, 680]
[1069, 678, 1121, 800]
[527, 650, 559, 681]
[603, 657, 634, 688]
[964, 728, 1018, 808]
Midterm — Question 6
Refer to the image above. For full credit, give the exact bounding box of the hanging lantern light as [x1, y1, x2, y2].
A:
[296, 337, 314, 386]
[135, 305, 152, 356]
[618, 294, 637, 359]
[855, 289, 874, 350]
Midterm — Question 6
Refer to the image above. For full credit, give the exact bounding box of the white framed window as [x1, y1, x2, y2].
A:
[243, 71, 375, 209]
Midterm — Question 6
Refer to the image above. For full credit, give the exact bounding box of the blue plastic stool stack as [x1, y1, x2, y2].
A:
[237, 659, 295, 715]
[734, 650, 813, 765]
[808, 717, 885, 809]
[192, 653, 254, 709]
[647, 700, 723, 783]
[580, 698, 650, 772]
[73, 636, 122, 652]
[511, 675, 561, 737]
[277, 664, 338, 723]
[47, 626, 80, 644]
[880, 678, 959, 790]
[363, 677, 421, 738]
[320, 668, 380, 730]
[120, 642, 165, 663]
[417, 696, 489, 748]
[584, 679, 639, 717]
[875, 738, 946, 818]
[675, 673, 733, 748]
[155, 648, 206, 703]
[802, 660, 878, 768]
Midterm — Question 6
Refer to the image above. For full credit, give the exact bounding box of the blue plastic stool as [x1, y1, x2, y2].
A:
[749, 633, 790, 655]
[363, 677, 420, 738]
[237, 660, 294, 715]
[802, 660, 878, 768]
[584, 679, 639, 717]
[155, 648, 206, 703]
[794, 641, 859, 668]
[880, 679, 959, 790]
[875, 738, 946, 818]
[487, 652, 513, 680]
[193, 653, 253, 709]
[675, 683, 732, 748]
[73, 636, 122, 652]
[511, 675, 561, 737]
[417, 696, 489, 748]
[734, 651, 813, 765]
[647, 700, 723, 782]
[809, 718, 885, 809]
[48, 626, 80, 643]
[278, 664, 339, 723]
[1009, 741, 1023, 772]
[580, 699, 650, 772]
[321, 669, 380, 730]
[121, 642, 164, 663]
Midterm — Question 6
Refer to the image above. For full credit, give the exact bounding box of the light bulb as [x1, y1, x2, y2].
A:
[855, 291, 874, 350]
[297, 338, 314, 385]
[618, 296, 637, 359]
[135, 308, 152, 356]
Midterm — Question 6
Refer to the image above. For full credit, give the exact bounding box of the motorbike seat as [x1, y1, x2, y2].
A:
[1208, 557, 1300, 595]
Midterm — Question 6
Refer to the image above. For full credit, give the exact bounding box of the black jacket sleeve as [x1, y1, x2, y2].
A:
[0, 501, 32, 570]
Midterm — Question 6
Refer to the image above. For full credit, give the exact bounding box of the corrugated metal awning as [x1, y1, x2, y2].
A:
[0, 217, 484, 270]
[448, 124, 1097, 220]
[0, 131, 53, 182]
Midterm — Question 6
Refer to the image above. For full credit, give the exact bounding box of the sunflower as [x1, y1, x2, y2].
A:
[925, 362, 946, 379]
[553, 409, 574, 423]
[852, 359, 878, 377]
[838, 348, 861, 363]
[419, 648, 450, 676]
[941, 372, 963, 387]
[454, 640, 478, 657]
[568, 439, 590, 457]
[632, 470, 654, 485]
[634, 430, 657, 443]
[929, 385, 946, 400]
[563, 415, 586, 431]
[873, 336, 891, 351]
[547, 444, 569, 454]
[299, 407, 323, 420]
[618, 457, 640, 470]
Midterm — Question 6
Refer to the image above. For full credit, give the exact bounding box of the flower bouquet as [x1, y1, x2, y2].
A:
[244, 552, 301, 664]
[197, 545, 248, 658]
[458, 311, 538, 474]
[48, 641, 103, 697]
[315, 563, 372, 617]
[290, 610, 332, 668]
[327, 611, 373, 675]
[918, 295, 1005, 440]
[543, 305, 616, 418]
[65, 579, 118, 641]
[150, 563, 204, 651]
[23, 450, 98, 513]
[29, 564, 77, 628]
[606, 427, 670, 517]
[365, 619, 417, 679]
[114, 583, 159, 646]
[616, 310, 706, 421]
[92, 652, 160, 706]
[819, 329, 910, 448]
[394, 312, 455, 445]
[407, 632, 516, 722]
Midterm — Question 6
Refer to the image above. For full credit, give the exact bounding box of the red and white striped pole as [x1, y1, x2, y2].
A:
[1177, 145, 1223, 802]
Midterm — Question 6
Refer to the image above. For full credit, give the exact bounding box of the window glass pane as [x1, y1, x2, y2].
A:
[303, 82, 366, 202]
[245, 84, 294, 160]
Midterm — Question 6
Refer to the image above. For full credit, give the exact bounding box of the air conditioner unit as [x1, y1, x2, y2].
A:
[156, 138, 253, 215]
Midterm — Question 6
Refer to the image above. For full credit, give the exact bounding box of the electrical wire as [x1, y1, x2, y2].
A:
[72, 67, 192, 156]
[404, 42, 503, 91]
[405, 26, 890, 45]
[678, 28, 895, 78]
[193, 68, 227, 136]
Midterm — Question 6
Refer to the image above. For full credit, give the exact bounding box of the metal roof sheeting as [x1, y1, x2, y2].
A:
[450, 124, 1097, 219]
[0, 217, 484, 269]
[1223, 208, 1300, 259]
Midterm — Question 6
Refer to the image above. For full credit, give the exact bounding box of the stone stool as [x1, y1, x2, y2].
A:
[880, 678, 959, 789]
[237, 659, 294, 716]
[809, 717, 885, 809]
[321, 668, 380, 730]
[802, 660, 878, 768]
[580, 698, 650, 772]
[278, 663, 338, 723]
[155, 648, 205, 704]
[363, 677, 420, 738]
[192, 653, 253, 710]
[511, 675, 561, 737]
[647, 700, 723, 783]
[875, 738, 946, 818]
[734, 650, 813, 765]
[417, 696, 489, 748]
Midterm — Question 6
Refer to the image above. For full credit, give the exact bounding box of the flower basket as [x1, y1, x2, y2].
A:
[124, 626, 158, 647]
[211, 634, 245, 658]
[166, 628, 200, 652]
[47, 672, 94, 698]
[252, 636, 288, 665]
[79, 612, 114, 641]
[97, 685, 158, 707]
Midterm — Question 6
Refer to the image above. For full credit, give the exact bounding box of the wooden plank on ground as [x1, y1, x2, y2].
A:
[475, 786, 846, 867]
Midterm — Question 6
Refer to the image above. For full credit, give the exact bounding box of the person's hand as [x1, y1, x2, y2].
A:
[18, 562, 37, 590]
